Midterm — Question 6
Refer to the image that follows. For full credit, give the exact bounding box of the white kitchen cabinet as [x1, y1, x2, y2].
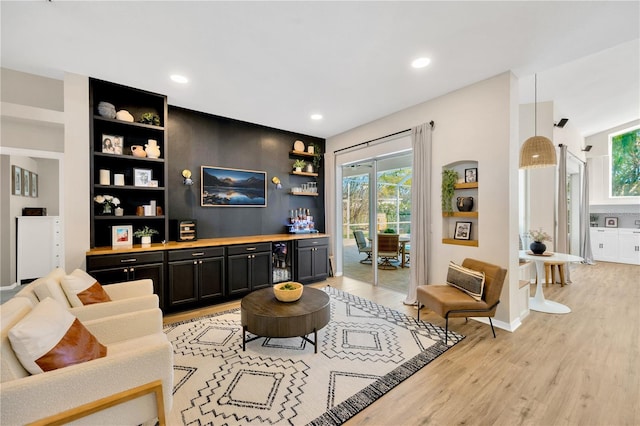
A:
[590, 228, 619, 262]
[618, 229, 640, 265]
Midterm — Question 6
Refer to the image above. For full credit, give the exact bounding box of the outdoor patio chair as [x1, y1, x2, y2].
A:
[353, 230, 372, 264]
[377, 233, 400, 270]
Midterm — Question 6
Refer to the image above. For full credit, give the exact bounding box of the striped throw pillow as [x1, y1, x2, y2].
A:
[446, 261, 485, 301]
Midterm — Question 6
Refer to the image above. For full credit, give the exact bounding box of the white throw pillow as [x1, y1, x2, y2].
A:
[60, 269, 112, 307]
[8, 298, 106, 375]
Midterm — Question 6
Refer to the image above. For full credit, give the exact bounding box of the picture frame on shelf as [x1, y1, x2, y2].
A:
[22, 169, 30, 197]
[102, 134, 123, 155]
[604, 217, 618, 228]
[112, 225, 133, 249]
[30, 172, 38, 197]
[12, 165, 22, 196]
[454, 221, 472, 240]
[464, 168, 478, 183]
[133, 168, 152, 187]
[201, 165, 267, 207]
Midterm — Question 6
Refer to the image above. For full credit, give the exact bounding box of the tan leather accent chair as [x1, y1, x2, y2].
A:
[417, 258, 507, 344]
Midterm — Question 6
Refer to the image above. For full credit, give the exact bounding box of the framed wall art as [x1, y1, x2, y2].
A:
[465, 168, 478, 183]
[604, 217, 618, 228]
[201, 166, 267, 207]
[12, 165, 22, 196]
[112, 225, 133, 248]
[133, 168, 152, 187]
[102, 134, 123, 155]
[22, 169, 30, 197]
[30, 172, 38, 197]
[454, 221, 472, 240]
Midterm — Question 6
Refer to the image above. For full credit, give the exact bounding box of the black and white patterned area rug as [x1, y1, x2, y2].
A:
[164, 286, 464, 425]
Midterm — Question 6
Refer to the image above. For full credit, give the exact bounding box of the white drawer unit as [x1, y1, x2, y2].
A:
[16, 216, 63, 284]
[590, 227, 640, 265]
[618, 229, 640, 265]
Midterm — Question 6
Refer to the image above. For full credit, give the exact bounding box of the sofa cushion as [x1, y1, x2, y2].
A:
[61, 269, 112, 307]
[446, 261, 485, 301]
[8, 298, 107, 375]
[1, 297, 33, 382]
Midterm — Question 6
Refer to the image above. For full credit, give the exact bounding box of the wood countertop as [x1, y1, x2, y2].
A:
[86, 233, 330, 256]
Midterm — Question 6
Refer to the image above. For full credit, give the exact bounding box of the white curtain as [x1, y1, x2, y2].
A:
[556, 145, 570, 282]
[581, 163, 595, 264]
[404, 123, 432, 305]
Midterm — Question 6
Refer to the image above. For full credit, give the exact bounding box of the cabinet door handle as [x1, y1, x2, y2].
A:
[191, 252, 205, 257]
[120, 258, 137, 263]
[246, 247, 257, 251]
[123, 268, 129, 273]
[193, 261, 198, 265]
[199, 260, 203, 264]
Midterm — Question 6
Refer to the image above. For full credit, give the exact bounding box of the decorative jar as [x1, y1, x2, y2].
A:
[530, 241, 546, 255]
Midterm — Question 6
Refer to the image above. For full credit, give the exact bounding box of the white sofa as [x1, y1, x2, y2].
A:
[14, 268, 159, 321]
[0, 297, 173, 425]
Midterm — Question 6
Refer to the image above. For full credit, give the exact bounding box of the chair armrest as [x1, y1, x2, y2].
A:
[0, 335, 173, 426]
[82, 308, 163, 344]
[102, 279, 154, 300]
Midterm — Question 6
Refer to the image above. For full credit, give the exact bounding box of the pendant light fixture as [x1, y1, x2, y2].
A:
[519, 74, 557, 169]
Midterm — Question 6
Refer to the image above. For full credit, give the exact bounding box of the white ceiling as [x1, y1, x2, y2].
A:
[1, 1, 638, 139]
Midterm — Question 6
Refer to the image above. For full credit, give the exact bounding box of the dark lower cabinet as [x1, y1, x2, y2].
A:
[295, 237, 329, 283]
[167, 247, 225, 308]
[86, 251, 165, 309]
[227, 243, 272, 296]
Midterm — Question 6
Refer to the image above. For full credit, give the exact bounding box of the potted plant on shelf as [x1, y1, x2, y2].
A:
[133, 226, 159, 246]
[441, 169, 459, 214]
[293, 159, 306, 173]
[311, 143, 322, 170]
[94, 195, 120, 215]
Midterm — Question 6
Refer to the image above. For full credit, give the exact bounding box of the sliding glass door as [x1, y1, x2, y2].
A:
[341, 153, 412, 291]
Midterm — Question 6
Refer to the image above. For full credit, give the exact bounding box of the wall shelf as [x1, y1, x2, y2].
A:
[289, 192, 319, 197]
[290, 170, 318, 177]
[442, 161, 478, 245]
[442, 238, 479, 247]
[289, 150, 316, 158]
[443, 211, 478, 218]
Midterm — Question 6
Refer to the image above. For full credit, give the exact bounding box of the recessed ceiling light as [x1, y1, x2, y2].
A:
[170, 74, 189, 84]
[411, 57, 431, 69]
[310, 114, 323, 120]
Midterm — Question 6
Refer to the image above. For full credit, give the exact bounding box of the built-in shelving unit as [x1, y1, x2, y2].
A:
[442, 161, 479, 247]
[89, 78, 168, 248]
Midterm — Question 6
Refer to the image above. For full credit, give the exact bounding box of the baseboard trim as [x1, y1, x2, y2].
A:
[471, 316, 522, 333]
[0, 283, 19, 291]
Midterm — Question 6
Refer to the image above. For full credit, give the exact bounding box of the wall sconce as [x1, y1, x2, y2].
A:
[182, 169, 194, 185]
[271, 176, 282, 189]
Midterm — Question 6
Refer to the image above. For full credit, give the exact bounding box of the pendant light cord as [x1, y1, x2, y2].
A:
[534, 74, 538, 137]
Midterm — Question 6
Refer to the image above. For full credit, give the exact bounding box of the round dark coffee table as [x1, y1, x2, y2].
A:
[240, 286, 330, 353]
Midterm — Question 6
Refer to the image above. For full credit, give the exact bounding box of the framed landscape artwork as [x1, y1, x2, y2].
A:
[201, 166, 267, 207]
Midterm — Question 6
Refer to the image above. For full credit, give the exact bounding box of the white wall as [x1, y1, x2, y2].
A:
[327, 72, 523, 330]
[0, 68, 65, 286]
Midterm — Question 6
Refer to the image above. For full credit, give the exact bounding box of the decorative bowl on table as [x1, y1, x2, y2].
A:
[273, 282, 303, 302]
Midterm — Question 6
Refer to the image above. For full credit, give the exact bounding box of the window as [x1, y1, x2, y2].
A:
[609, 125, 640, 197]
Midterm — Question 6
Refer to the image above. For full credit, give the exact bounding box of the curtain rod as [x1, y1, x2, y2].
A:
[558, 144, 585, 164]
[333, 121, 434, 154]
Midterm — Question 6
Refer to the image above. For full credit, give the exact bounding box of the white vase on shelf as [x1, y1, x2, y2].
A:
[145, 139, 161, 159]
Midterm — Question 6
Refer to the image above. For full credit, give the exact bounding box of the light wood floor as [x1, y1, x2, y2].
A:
[164, 261, 640, 426]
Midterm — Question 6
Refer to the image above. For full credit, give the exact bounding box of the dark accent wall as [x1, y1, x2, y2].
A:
[167, 106, 325, 238]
